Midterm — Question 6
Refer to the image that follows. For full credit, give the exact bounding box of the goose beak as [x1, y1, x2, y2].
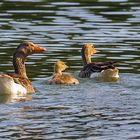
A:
[93, 47, 98, 53]
[93, 49, 97, 54]
[34, 45, 47, 53]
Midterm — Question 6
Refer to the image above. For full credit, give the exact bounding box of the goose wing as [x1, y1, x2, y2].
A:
[7, 73, 34, 93]
[79, 61, 117, 78]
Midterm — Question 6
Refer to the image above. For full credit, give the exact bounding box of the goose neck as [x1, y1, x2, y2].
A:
[13, 53, 28, 78]
[82, 50, 91, 66]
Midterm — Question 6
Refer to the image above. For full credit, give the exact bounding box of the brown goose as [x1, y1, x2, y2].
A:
[48, 60, 79, 85]
[79, 43, 119, 78]
[0, 41, 46, 95]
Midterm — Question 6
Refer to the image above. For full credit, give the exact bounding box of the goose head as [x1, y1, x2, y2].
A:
[13, 41, 46, 78]
[54, 60, 68, 75]
[82, 43, 97, 65]
[82, 43, 96, 57]
[14, 41, 46, 57]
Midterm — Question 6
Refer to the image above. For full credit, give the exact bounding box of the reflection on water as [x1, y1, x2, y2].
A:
[0, 0, 140, 139]
[0, 94, 32, 104]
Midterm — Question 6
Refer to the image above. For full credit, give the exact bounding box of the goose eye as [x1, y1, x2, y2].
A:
[26, 43, 29, 46]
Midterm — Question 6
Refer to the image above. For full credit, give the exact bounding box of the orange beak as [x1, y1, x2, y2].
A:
[33, 45, 47, 53]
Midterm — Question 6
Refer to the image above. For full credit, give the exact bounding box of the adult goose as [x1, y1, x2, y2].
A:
[0, 41, 46, 95]
[48, 60, 79, 85]
[79, 43, 119, 78]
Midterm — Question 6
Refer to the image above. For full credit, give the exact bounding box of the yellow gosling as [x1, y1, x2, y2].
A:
[49, 60, 79, 85]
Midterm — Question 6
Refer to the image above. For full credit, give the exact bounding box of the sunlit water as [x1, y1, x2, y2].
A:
[0, 0, 140, 139]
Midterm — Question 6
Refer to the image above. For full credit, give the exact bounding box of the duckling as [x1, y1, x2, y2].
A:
[79, 43, 119, 78]
[49, 60, 79, 85]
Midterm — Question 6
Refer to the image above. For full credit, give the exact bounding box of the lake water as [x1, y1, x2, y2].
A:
[0, 0, 140, 139]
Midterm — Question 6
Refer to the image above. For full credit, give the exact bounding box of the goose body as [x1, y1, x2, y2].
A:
[49, 60, 79, 85]
[0, 75, 27, 95]
[100, 68, 119, 79]
[79, 43, 119, 79]
[91, 68, 119, 81]
[0, 41, 46, 95]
